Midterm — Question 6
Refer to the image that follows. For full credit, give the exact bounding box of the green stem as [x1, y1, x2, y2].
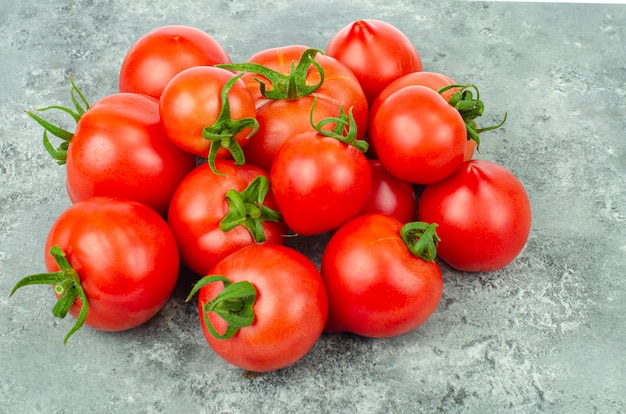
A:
[217, 48, 325, 100]
[438, 83, 507, 151]
[25, 76, 90, 165]
[9, 245, 89, 345]
[309, 97, 368, 153]
[219, 175, 282, 242]
[185, 275, 257, 340]
[400, 222, 441, 262]
[201, 73, 259, 175]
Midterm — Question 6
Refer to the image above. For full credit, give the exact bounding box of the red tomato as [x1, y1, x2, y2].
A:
[270, 112, 371, 236]
[360, 159, 416, 223]
[418, 159, 532, 272]
[159, 66, 257, 170]
[370, 85, 467, 185]
[222, 46, 368, 171]
[191, 244, 328, 372]
[326, 19, 422, 104]
[368, 71, 458, 135]
[119, 25, 231, 99]
[321, 214, 443, 338]
[168, 160, 287, 277]
[67, 93, 197, 216]
[10, 197, 180, 343]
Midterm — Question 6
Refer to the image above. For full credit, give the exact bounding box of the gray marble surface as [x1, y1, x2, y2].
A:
[1, 1, 625, 413]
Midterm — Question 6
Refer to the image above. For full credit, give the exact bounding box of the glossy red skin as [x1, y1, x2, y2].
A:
[325, 19, 423, 105]
[67, 93, 196, 217]
[368, 72, 476, 161]
[360, 159, 416, 223]
[168, 160, 287, 277]
[119, 25, 231, 100]
[370, 85, 467, 185]
[239, 45, 368, 171]
[159, 66, 256, 158]
[321, 214, 443, 338]
[44, 197, 180, 331]
[198, 244, 328, 372]
[418, 159, 532, 272]
[270, 131, 372, 236]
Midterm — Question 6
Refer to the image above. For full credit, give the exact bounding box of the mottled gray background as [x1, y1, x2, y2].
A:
[1, 1, 625, 413]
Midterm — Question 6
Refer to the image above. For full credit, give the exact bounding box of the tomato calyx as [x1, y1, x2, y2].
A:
[438, 83, 508, 150]
[202, 73, 260, 175]
[217, 48, 325, 100]
[220, 175, 283, 242]
[310, 98, 368, 153]
[400, 221, 441, 262]
[9, 245, 89, 345]
[25, 77, 90, 164]
[186, 275, 257, 340]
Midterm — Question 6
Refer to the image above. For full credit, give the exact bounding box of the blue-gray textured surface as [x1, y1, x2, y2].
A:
[1, 1, 625, 413]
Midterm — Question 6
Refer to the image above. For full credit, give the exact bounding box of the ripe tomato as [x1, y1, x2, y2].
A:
[168, 160, 287, 277]
[360, 159, 416, 223]
[370, 85, 467, 185]
[325, 19, 422, 104]
[220, 46, 368, 171]
[188, 244, 328, 372]
[159, 66, 258, 172]
[321, 214, 443, 338]
[66, 92, 196, 216]
[119, 25, 231, 99]
[270, 109, 371, 236]
[10, 197, 180, 344]
[418, 159, 532, 272]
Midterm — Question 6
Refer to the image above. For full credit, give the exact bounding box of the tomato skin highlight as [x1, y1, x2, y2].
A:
[44, 197, 180, 332]
[321, 214, 443, 338]
[326, 19, 423, 105]
[168, 160, 287, 277]
[370, 85, 467, 185]
[418, 159, 532, 272]
[270, 131, 372, 236]
[197, 244, 328, 372]
[119, 25, 231, 100]
[67, 93, 196, 217]
[360, 159, 416, 223]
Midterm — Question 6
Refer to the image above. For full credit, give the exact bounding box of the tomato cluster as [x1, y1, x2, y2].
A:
[12, 21, 531, 372]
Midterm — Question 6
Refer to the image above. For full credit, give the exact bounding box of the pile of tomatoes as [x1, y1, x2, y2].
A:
[11, 20, 532, 372]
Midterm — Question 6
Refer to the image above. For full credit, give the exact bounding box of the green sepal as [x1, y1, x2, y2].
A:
[201, 73, 259, 175]
[438, 83, 507, 151]
[219, 175, 282, 242]
[25, 76, 90, 165]
[309, 97, 368, 153]
[185, 275, 257, 341]
[400, 222, 441, 262]
[217, 48, 325, 100]
[9, 245, 89, 345]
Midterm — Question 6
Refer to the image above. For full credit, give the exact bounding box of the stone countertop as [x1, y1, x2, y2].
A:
[1, 1, 624, 413]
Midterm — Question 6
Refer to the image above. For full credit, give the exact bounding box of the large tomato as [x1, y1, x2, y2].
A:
[10, 197, 180, 344]
[269, 109, 371, 235]
[119, 25, 231, 99]
[418, 159, 532, 272]
[370, 85, 467, 185]
[219, 46, 368, 171]
[168, 160, 287, 277]
[159, 66, 258, 172]
[188, 244, 328, 372]
[321, 214, 443, 338]
[360, 159, 416, 223]
[67, 92, 196, 216]
[325, 19, 422, 104]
